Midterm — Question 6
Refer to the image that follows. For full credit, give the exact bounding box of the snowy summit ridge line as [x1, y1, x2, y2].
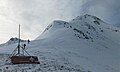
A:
[0, 14, 120, 72]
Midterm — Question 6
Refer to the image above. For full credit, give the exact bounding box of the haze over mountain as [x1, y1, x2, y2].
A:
[0, 14, 120, 72]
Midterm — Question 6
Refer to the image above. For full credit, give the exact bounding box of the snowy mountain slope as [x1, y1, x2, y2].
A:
[36, 14, 120, 72]
[0, 14, 120, 72]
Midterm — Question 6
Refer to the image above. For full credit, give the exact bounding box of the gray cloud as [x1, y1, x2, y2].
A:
[80, 0, 120, 25]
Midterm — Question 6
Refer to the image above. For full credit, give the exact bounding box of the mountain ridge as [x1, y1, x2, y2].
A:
[0, 37, 27, 47]
[36, 14, 120, 72]
[0, 14, 120, 72]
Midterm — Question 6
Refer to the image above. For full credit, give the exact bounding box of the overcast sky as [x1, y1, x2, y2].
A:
[0, 0, 120, 43]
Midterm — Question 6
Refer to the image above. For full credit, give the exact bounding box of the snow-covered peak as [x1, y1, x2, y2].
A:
[7, 37, 26, 44]
[35, 14, 120, 72]
[42, 20, 69, 33]
[42, 14, 107, 35]
[71, 14, 101, 22]
[37, 14, 120, 42]
[42, 14, 103, 34]
[0, 37, 27, 46]
[70, 14, 105, 28]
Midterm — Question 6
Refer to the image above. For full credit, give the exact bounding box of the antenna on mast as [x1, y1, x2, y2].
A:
[6, 24, 40, 64]
[18, 24, 20, 55]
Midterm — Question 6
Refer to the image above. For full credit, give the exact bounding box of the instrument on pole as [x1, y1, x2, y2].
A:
[10, 24, 40, 64]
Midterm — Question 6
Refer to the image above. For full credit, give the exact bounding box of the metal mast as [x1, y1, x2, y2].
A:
[18, 24, 20, 55]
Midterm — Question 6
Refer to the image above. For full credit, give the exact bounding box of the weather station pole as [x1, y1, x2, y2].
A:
[18, 24, 20, 56]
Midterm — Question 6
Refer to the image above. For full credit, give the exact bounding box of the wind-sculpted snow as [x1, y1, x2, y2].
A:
[0, 14, 120, 72]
